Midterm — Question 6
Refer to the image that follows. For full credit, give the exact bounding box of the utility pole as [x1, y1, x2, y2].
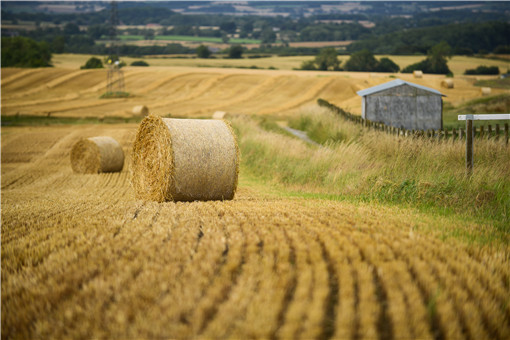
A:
[106, 0, 125, 96]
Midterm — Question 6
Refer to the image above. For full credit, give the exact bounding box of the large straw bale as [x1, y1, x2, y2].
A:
[441, 79, 454, 89]
[481, 87, 491, 96]
[132, 105, 149, 116]
[413, 70, 423, 78]
[212, 111, 227, 119]
[131, 115, 239, 202]
[71, 136, 124, 174]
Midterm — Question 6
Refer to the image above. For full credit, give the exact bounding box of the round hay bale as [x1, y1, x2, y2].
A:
[413, 70, 423, 78]
[132, 105, 149, 117]
[212, 111, 227, 119]
[481, 87, 491, 96]
[131, 115, 239, 202]
[71, 136, 124, 174]
[441, 79, 454, 89]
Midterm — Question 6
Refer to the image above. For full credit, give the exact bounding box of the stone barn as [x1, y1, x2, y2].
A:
[357, 79, 445, 130]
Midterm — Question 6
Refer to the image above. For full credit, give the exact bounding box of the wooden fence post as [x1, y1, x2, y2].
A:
[505, 123, 509, 145]
[480, 126, 484, 138]
[488, 124, 493, 138]
[466, 118, 473, 175]
[452, 128, 457, 140]
[496, 124, 500, 141]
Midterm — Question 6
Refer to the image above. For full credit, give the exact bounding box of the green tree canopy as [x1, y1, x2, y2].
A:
[228, 45, 243, 59]
[344, 49, 378, 72]
[81, 57, 103, 69]
[196, 44, 211, 59]
[402, 41, 452, 74]
[1, 37, 52, 67]
[314, 47, 341, 71]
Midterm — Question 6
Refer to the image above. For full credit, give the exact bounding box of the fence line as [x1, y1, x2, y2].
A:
[317, 98, 509, 145]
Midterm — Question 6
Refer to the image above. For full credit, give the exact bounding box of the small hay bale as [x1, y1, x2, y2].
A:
[413, 70, 423, 78]
[132, 105, 149, 117]
[71, 136, 124, 174]
[481, 87, 491, 96]
[131, 115, 239, 202]
[441, 79, 454, 89]
[212, 111, 227, 119]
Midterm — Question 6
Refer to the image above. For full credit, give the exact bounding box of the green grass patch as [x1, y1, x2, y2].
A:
[153, 35, 261, 44]
[100, 91, 131, 99]
[443, 94, 510, 128]
[474, 77, 510, 89]
[231, 109, 510, 244]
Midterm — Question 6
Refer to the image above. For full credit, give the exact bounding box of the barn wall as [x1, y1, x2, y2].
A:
[363, 84, 442, 130]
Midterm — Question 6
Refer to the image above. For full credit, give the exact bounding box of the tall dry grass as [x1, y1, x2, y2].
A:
[232, 106, 510, 230]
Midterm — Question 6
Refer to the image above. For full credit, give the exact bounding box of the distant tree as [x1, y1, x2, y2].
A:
[87, 24, 109, 40]
[493, 45, 510, 54]
[228, 44, 243, 59]
[51, 36, 65, 53]
[402, 41, 452, 74]
[81, 57, 103, 69]
[196, 44, 211, 58]
[300, 60, 316, 71]
[344, 49, 378, 72]
[144, 30, 155, 40]
[221, 33, 230, 44]
[464, 65, 499, 75]
[64, 22, 81, 35]
[1, 37, 52, 67]
[314, 47, 340, 71]
[260, 27, 276, 44]
[220, 21, 237, 34]
[376, 57, 400, 72]
[131, 60, 149, 67]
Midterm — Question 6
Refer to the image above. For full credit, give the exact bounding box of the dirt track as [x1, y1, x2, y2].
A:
[2, 124, 509, 339]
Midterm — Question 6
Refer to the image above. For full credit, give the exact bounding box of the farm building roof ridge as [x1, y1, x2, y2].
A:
[357, 79, 446, 97]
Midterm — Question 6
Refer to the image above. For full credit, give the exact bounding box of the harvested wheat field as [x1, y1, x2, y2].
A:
[2, 62, 507, 119]
[2, 123, 510, 339]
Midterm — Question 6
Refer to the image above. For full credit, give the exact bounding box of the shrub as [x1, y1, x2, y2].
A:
[131, 60, 149, 67]
[228, 45, 243, 59]
[465, 65, 499, 75]
[196, 44, 211, 59]
[1, 37, 52, 67]
[81, 57, 103, 69]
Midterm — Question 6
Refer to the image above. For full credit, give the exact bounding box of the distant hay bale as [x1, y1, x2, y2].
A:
[131, 115, 239, 202]
[413, 70, 423, 78]
[132, 105, 149, 117]
[212, 111, 227, 119]
[71, 137, 124, 174]
[481, 87, 491, 96]
[441, 79, 454, 89]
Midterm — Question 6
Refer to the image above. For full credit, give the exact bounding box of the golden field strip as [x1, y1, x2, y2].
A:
[2, 61, 510, 339]
[2, 123, 510, 339]
[2, 55, 509, 120]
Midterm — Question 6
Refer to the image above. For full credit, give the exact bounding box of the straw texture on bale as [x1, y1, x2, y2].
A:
[481, 87, 491, 96]
[131, 115, 239, 202]
[413, 70, 423, 78]
[71, 136, 124, 174]
[212, 111, 227, 119]
[441, 79, 454, 89]
[132, 105, 149, 116]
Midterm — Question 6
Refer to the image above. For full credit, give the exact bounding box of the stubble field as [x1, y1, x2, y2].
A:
[2, 60, 510, 339]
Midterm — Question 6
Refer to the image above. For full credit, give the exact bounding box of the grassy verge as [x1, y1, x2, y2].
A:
[443, 93, 510, 128]
[1, 115, 142, 126]
[232, 107, 510, 242]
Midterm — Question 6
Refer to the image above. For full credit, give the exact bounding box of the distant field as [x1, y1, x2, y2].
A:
[117, 35, 261, 44]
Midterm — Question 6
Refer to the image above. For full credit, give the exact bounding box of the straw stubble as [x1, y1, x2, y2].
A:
[70, 136, 124, 174]
[131, 115, 239, 202]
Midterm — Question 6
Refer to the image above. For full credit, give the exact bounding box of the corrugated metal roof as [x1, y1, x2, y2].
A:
[357, 79, 446, 97]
